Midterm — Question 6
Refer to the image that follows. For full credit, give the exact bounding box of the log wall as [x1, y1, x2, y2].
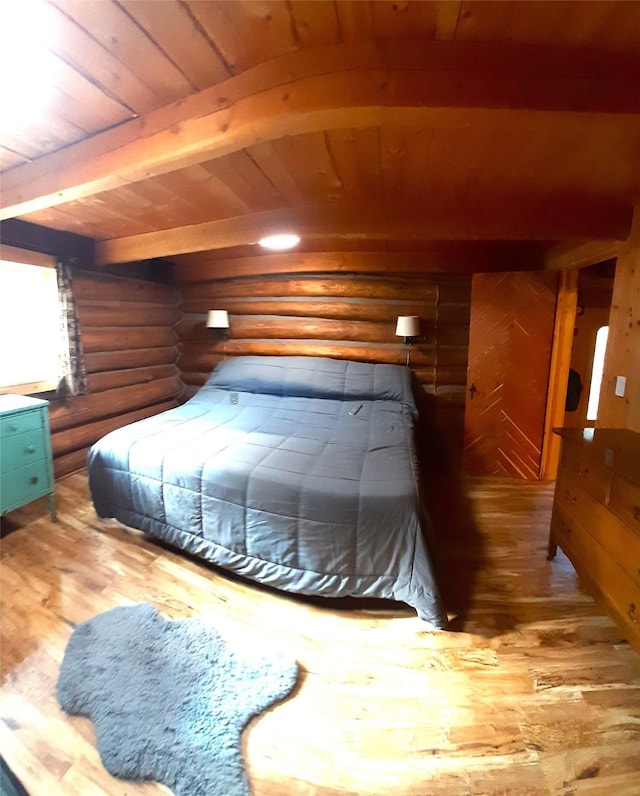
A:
[175, 258, 471, 446]
[50, 269, 181, 477]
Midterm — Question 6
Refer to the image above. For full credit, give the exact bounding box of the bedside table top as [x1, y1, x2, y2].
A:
[0, 394, 50, 416]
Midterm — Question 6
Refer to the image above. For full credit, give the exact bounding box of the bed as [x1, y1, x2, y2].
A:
[87, 356, 447, 628]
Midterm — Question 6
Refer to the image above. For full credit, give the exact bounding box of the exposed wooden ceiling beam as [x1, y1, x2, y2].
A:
[545, 204, 640, 269]
[172, 245, 545, 282]
[544, 239, 623, 270]
[95, 201, 631, 264]
[3, 40, 639, 221]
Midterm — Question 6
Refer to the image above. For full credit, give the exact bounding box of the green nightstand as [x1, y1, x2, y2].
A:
[0, 395, 56, 521]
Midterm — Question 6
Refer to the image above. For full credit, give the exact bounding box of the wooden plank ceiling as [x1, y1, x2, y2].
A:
[1, 0, 639, 269]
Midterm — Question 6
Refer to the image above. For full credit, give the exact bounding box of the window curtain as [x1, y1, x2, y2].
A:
[56, 259, 88, 398]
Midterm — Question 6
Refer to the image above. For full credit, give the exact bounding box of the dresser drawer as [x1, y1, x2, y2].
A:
[0, 460, 52, 513]
[0, 409, 44, 438]
[0, 427, 46, 474]
[609, 474, 640, 537]
[552, 502, 640, 645]
[560, 440, 611, 504]
[555, 472, 640, 588]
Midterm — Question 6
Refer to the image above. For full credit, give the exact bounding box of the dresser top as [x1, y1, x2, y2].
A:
[0, 394, 49, 416]
[554, 427, 640, 486]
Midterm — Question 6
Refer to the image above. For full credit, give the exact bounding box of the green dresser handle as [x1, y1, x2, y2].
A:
[30, 475, 39, 485]
[26, 445, 36, 453]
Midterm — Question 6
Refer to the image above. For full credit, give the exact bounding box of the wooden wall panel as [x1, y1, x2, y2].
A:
[51, 270, 181, 477]
[175, 264, 471, 447]
[598, 244, 640, 432]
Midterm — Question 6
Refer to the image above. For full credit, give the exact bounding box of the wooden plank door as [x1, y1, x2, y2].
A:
[463, 271, 558, 479]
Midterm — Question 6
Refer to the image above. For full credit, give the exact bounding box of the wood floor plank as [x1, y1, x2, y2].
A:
[1, 473, 639, 795]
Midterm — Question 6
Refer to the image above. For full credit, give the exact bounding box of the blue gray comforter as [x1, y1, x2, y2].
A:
[87, 356, 447, 628]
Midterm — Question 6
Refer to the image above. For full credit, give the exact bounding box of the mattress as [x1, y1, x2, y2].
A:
[87, 356, 447, 628]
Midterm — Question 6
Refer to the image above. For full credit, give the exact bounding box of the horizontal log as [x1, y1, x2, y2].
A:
[178, 315, 403, 345]
[174, 246, 543, 284]
[434, 345, 470, 367]
[440, 304, 472, 326]
[437, 281, 473, 305]
[86, 364, 177, 393]
[181, 372, 206, 388]
[76, 301, 181, 328]
[178, 340, 438, 371]
[437, 324, 470, 348]
[49, 377, 181, 433]
[435, 365, 469, 386]
[74, 272, 178, 306]
[180, 370, 218, 387]
[181, 385, 200, 401]
[53, 446, 91, 479]
[433, 386, 467, 407]
[178, 315, 470, 349]
[179, 298, 442, 324]
[52, 400, 178, 457]
[180, 275, 441, 302]
[81, 326, 177, 354]
[411, 366, 435, 380]
[84, 346, 178, 373]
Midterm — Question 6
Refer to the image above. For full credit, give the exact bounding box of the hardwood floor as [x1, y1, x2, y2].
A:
[1, 472, 639, 795]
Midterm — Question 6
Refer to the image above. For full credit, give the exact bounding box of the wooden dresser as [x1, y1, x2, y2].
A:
[548, 428, 639, 648]
[0, 394, 56, 520]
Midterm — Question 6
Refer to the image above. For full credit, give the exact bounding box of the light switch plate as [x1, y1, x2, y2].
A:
[614, 376, 626, 397]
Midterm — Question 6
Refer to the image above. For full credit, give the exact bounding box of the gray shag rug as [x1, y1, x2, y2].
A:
[57, 604, 298, 796]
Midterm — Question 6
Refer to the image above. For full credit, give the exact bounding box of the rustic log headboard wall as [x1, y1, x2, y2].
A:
[174, 253, 472, 447]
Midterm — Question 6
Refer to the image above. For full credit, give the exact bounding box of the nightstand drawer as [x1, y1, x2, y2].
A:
[1, 428, 46, 474]
[0, 396, 55, 520]
[0, 409, 44, 437]
[1, 460, 52, 513]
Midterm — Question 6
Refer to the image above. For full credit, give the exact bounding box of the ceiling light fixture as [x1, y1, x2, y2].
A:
[258, 234, 301, 251]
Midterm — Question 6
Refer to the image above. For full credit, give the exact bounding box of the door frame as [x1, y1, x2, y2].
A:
[540, 270, 578, 480]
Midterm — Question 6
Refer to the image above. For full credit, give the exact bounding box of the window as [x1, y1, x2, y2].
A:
[586, 325, 609, 422]
[0, 246, 60, 394]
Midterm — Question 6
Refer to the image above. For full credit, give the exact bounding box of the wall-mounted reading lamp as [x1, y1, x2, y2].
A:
[395, 315, 421, 365]
[207, 309, 229, 341]
[395, 315, 420, 343]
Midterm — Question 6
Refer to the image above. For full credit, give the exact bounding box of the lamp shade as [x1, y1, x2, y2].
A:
[206, 309, 229, 329]
[395, 315, 420, 338]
